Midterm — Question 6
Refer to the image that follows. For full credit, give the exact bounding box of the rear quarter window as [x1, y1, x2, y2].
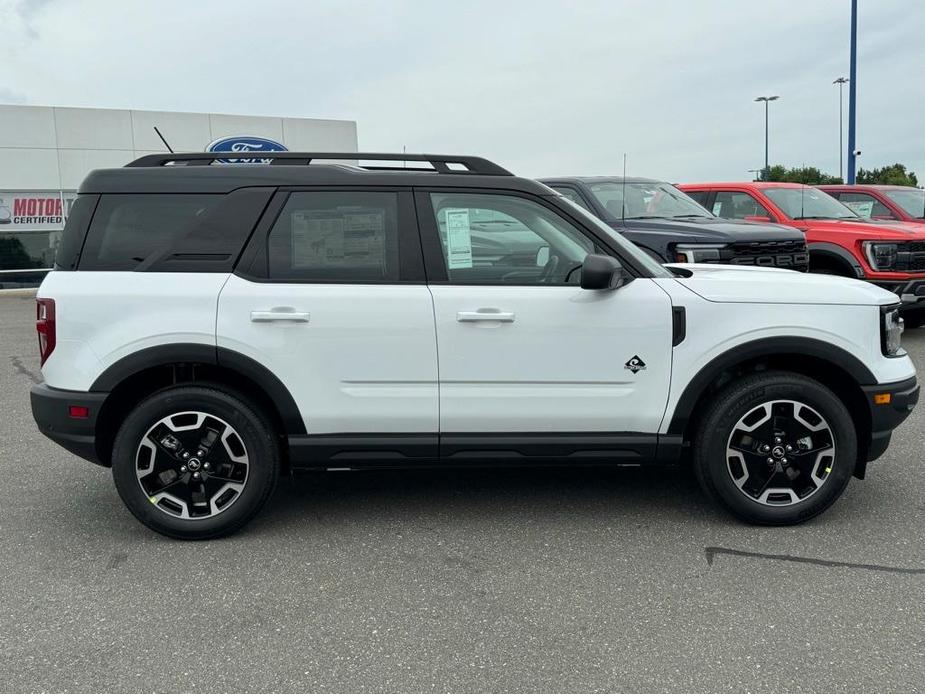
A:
[54, 194, 99, 270]
[78, 194, 222, 271]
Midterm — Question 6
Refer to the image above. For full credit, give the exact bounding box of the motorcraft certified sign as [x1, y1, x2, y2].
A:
[206, 135, 288, 164]
[0, 192, 77, 231]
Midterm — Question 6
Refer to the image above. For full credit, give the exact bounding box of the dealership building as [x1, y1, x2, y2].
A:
[0, 104, 358, 285]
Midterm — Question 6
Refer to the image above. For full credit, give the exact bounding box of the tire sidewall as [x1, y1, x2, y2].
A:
[112, 386, 278, 539]
[699, 376, 856, 524]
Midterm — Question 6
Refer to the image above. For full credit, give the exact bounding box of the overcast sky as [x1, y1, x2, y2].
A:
[1, 0, 922, 182]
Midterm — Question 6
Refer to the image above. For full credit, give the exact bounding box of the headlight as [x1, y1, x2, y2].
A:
[881, 305, 904, 356]
[674, 244, 725, 263]
[864, 242, 898, 270]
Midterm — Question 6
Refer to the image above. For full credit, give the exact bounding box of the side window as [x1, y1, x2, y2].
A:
[712, 191, 772, 220]
[550, 186, 592, 212]
[79, 194, 221, 271]
[429, 192, 596, 285]
[685, 190, 709, 206]
[267, 191, 400, 282]
[839, 192, 895, 219]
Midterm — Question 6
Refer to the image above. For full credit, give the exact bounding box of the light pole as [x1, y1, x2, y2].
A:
[747, 169, 763, 181]
[847, 0, 858, 184]
[833, 78, 849, 181]
[755, 95, 779, 180]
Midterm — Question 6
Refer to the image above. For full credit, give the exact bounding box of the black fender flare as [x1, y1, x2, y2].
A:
[807, 242, 864, 278]
[666, 336, 876, 436]
[90, 343, 306, 435]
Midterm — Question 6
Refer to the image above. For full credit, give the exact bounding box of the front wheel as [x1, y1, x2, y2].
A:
[111, 386, 279, 539]
[693, 371, 856, 525]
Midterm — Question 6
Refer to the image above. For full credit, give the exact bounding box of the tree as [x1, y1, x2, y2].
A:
[762, 165, 842, 185]
[857, 163, 918, 187]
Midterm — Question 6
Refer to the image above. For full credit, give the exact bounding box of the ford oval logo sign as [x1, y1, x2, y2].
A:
[206, 135, 288, 164]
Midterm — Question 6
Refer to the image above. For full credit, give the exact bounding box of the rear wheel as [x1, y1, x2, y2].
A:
[111, 386, 279, 539]
[693, 371, 856, 525]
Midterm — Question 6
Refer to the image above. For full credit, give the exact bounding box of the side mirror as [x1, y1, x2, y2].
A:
[580, 254, 626, 290]
[744, 214, 771, 223]
[535, 245, 550, 267]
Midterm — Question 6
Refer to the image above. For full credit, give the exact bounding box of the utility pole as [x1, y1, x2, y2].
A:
[833, 77, 849, 182]
[755, 95, 780, 180]
[847, 0, 859, 184]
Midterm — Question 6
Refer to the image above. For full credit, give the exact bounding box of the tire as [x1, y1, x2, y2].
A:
[693, 371, 856, 525]
[111, 385, 279, 540]
[900, 308, 925, 329]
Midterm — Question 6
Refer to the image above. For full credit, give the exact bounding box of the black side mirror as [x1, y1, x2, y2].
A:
[580, 254, 626, 290]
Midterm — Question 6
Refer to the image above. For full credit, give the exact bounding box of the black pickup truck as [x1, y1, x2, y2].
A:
[540, 176, 808, 270]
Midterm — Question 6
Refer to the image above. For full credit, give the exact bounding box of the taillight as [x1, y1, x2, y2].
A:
[36, 298, 56, 366]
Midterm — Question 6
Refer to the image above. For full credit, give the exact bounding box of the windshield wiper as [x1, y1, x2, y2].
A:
[671, 214, 712, 218]
[792, 215, 837, 220]
[623, 215, 666, 220]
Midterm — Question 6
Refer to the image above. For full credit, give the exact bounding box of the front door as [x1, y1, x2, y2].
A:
[417, 190, 674, 435]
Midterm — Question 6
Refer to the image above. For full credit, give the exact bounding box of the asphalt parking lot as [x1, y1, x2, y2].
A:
[1, 292, 923, 693]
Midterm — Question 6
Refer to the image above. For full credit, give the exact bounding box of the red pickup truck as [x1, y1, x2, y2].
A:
[818, 184, 925, 224]
[678, 181, 925, 326]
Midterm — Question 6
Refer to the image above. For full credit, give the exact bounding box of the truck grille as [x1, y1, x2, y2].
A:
[720, 240, 809, 272]
[895, 242, 925, 271]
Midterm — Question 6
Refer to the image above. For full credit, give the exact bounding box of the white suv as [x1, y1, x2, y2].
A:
[31, 152, 919, 539]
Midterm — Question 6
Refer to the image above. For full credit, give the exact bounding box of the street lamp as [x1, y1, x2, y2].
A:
[755, 95, 780, 180]
[747, 169, 763, 181]
[833, 77, 849, 181]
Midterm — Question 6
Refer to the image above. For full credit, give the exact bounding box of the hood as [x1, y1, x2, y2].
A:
[797, 218, 925, 239]
[665, 263, 898, 306]
[612, 216, 803, 243]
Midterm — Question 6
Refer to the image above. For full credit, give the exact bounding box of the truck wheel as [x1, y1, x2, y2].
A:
[111, 386, 279, 540]
[900, 308, 925, 329]
[693, 371, 856, 525]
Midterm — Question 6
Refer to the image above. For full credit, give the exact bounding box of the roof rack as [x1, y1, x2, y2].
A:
[125, 152, 513, 176]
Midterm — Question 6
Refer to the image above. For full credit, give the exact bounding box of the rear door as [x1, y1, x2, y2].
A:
[416, 189, 673, 437]
[217, 187, 438, 436]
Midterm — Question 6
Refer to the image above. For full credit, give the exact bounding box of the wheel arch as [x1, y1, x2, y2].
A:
[668, 337, 874, 477]
[91, 344, 305, 466]
[807, 242, 864, 278]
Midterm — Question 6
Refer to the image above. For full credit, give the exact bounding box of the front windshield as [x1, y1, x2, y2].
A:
[555, 195, 673, 277]
[763, 187, 858, 220]
[588, 181, 713, 221]
[885, 188, 925, 218]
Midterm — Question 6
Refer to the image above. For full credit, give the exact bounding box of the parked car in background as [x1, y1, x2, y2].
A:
[819, 184, 925, 224]
[539, 177, 808, 270]
[678, 182, 925, 327]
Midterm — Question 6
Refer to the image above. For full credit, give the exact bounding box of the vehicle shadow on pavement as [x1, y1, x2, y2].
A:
[253, 464, 720, 532]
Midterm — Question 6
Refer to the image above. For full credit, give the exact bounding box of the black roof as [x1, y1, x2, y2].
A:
[79, 152, 554, 196]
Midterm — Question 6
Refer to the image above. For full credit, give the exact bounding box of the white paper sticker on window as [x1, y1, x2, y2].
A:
[844, 201, 874, 217]
[444, 208, 473, 269]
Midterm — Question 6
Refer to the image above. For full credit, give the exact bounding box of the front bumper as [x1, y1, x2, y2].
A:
[870, 278, 925, 307]
[31, 383, 109, 466]
[860, 376, 919, 468]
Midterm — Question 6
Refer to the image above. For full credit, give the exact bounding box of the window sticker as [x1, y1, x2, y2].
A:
[444, 208, 473, 269]
[290, 209, 385, 268]
[843, 201, 874, 217]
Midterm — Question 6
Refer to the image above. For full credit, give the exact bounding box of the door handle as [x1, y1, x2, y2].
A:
[250, 309, 310, 323]
[456, 309, 516, 323]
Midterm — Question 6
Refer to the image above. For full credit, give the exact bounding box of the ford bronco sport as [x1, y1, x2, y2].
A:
[31, 153, 918, 539]
[539, 177, 809, 270]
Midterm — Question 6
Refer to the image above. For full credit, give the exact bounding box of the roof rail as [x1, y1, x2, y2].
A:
[125, 152, 513, 176]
